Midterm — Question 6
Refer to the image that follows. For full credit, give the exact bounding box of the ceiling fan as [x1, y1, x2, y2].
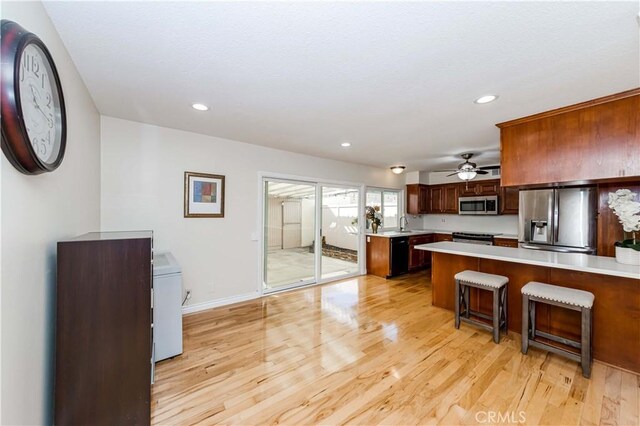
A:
[436, 153, 500, 181]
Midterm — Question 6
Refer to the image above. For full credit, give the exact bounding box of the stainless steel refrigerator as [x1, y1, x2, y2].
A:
[518, 187, 597, 254]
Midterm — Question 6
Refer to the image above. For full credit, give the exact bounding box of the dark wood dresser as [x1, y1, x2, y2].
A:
[55, 231, 153, 425]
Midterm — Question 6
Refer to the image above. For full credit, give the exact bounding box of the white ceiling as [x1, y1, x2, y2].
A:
[44, 1, 639, 172]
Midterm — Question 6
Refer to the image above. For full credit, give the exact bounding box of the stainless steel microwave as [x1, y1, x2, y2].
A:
[458, 195, 498, 215]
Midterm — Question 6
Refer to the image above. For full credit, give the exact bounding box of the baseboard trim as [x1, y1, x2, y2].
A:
[182, 292, 260, 315]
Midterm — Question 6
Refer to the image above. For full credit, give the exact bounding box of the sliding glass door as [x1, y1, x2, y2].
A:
[320, 185, 360, 280]
[263, 178, 362, 293]
[263, 179, 317, 290]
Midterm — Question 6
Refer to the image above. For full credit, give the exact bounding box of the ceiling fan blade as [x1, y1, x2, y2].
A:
[475, 170, 489, 175]
[479, 165, 501, 170]
[446, 172, 460, 177]
[433, 169, 459, 173]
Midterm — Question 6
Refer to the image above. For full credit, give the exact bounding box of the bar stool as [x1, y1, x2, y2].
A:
[521, 282, 594, 378]
[454, 270, 509, 343]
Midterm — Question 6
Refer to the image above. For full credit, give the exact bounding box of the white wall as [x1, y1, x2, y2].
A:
[100, 117, 402, 309]
[1, 2, 102, 424]
[300, 198, 315, 247]
[322, 206, 358, 251]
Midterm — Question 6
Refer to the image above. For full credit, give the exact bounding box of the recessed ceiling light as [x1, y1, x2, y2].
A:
[341, 142, 351, 147]
[474, 95, 498, 104]
[390, 165, 406, 174]
[192, 103, 209, 111]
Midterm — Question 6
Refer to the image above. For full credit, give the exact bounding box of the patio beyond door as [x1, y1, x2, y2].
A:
[263, 178, 362, 293]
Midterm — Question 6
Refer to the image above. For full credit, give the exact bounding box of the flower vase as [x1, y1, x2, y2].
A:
[371, 222, 379, 234]
[615, 246, 640, 265]
[615, 231, 640, 265]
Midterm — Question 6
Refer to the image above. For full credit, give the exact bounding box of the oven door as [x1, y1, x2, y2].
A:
[458, 197, 487, 215]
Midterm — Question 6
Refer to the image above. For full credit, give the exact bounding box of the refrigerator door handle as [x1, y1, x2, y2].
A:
[553, 190, 560, 244]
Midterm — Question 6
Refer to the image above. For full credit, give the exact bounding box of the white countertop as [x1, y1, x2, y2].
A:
[416, 242, 640, 280]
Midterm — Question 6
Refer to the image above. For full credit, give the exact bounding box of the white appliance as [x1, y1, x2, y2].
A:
[153, 252, 183, 361]
[458, 195, 499, 215]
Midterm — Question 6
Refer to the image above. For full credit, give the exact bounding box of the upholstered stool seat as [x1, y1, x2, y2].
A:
[521, 282, 594, 378]
[454, 270, 508, 343]
[521, 282, 594, 308]
[454, 270, 509, 289]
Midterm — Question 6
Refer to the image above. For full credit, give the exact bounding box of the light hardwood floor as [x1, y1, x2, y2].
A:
[151, 271, 639, 425]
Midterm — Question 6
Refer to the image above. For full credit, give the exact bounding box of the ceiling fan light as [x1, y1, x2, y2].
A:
[458, 170, 477, 181]
[390, 166, 406, 174]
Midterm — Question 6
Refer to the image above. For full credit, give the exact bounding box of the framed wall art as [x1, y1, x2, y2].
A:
[184, 171, 225, 218]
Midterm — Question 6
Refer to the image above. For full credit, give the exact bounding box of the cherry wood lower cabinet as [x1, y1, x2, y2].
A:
[431, 252, 640, 373]
[56, 231, 153, 425]
[366, 235, 391, 278]
[493, 238, 519, 248]
[434, 233, 453, 242]
[409, 234, 434, 271]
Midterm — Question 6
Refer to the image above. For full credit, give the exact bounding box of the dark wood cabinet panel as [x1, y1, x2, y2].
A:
[419, 185, 429, 214]
[500, 186, 520, 215]
[406, 184, 420, 215]
[408, 234, 434, 270]
[493, 237, 519, 248]
[56, 232, 153, 425]
[366, 235, 390, 277]
[458, 183, 478, 197]
[442, 185, 459, 213]
[408, 245, 424, 270]
[406, 184, 429, 215]
[498, 89, 640, 187]
[477, 181, 499, 195]
[429, 186, 443, 213]
[434, 233, 453, 242]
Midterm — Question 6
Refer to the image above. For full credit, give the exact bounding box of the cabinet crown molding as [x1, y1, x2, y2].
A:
[496, 88, 640, 128]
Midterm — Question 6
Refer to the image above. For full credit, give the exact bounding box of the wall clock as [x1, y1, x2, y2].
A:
[1, 19, 66, 175]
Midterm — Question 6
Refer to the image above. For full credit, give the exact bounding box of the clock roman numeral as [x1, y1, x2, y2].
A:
[22, 53, 40, 77]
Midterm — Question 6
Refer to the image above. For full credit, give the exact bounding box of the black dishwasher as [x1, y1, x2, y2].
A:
[390, 237, 409, 276]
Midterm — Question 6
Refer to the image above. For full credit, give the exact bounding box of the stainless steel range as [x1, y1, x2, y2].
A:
[451, 232, 495, 245]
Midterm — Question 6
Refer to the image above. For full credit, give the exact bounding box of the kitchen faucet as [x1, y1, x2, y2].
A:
[400, 215, 409, 231]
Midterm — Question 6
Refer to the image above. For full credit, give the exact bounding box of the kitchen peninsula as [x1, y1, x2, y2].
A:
[417, 242, 640, 373]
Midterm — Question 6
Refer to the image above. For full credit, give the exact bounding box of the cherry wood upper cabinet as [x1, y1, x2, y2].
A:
[442, 185, 459, 213]
[428, 186, 443, 213]
[497, 89, 640, 187]
[406, 184, 429, 215]
[500, 186, 519, 215]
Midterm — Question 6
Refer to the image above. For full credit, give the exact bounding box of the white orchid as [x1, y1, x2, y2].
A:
[608, 189, 640, 233]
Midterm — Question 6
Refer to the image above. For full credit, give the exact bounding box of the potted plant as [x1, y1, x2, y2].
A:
[607, 189, 640, 265]
[366, 205, 383, 234]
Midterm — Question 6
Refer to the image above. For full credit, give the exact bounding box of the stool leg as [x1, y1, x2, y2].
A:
[530, 301, 536, 340]
[464, 285, 470, 319]
[522, 294, 529, 354]
[581, 307, 592, 378]
[455, 279, 461, 329]
[502, 285, 508, 333]
[492, 288, 500, 343]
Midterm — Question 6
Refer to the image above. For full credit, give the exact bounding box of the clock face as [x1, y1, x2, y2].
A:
[18, 43, 63, 165]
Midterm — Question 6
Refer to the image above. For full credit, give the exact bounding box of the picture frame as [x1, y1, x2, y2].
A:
[184, 171, 225, 218]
